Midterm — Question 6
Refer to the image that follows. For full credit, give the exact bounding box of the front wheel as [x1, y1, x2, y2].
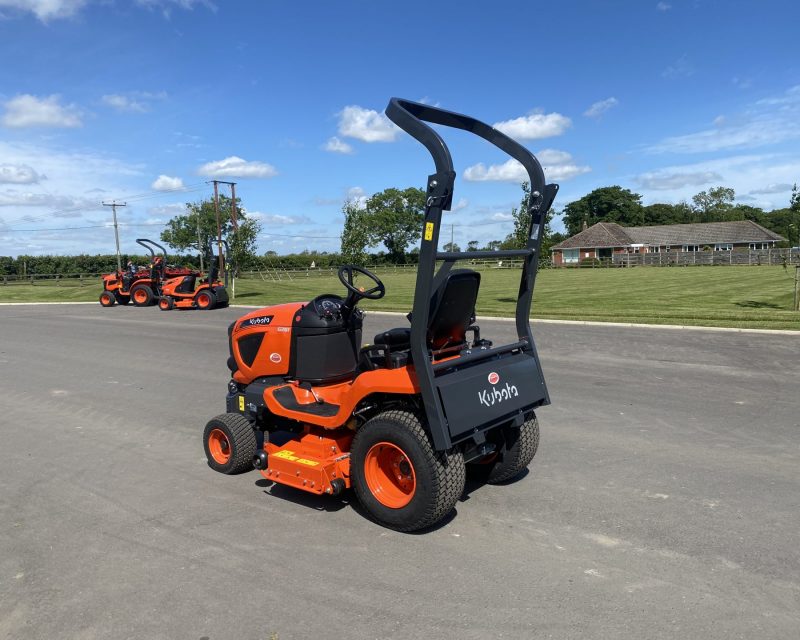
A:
[203, 413, 257, 474]
[158, 296, 174, 311]
[99, 290, 116, 307]
[351, 410, 465, 532]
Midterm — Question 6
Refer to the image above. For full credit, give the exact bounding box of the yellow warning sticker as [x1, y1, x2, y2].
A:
[272, 450, 320, 466]
[424, 222, 434, 241]
[238, 395, 245, 411]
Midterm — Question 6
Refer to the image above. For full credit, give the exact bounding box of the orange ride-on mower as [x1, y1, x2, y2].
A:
[99, 238, 197, 307]
[157, 239, 230, 311]
[203, 98, 558, 531]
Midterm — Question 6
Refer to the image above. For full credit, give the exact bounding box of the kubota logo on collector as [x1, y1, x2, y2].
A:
[478, 371, 519, 407]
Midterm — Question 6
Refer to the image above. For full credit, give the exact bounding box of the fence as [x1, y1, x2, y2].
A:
[613, 248, 800, 267]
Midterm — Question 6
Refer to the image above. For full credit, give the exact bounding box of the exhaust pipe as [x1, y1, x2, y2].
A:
[252, 451, 268, 470]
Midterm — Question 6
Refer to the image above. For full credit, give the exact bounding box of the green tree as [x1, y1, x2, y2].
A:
[364, 187, 427, 263]
[160, 194, 261, 273]
[467, 240, 479, 251]
[500, 181, 558, 250]
[691, 186, 735, 222]
[442, 241, 461, 252]
[791, 183, 800, 213]
[339, 199, 369, 266]
[562, 186, 644, 235]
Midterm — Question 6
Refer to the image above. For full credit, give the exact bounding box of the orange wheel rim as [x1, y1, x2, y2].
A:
[364, 442, 416, 508]
[198, 294, 210, 308]
[101, 294, 112, 304]
[159, 299, 168, 309]
[133, 289, 147, 303]
[208, 428, 231, 464]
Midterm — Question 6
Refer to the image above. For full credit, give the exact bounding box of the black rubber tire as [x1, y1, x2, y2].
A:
[114, 291, 130, 305]
[158, 296, 174, 311]
[485, 415, 540, 484]
[99, 290, 116, 307]
[195, 289, 217, 310]
[203, 413, 257, 475]
[351, 410, 465, 532]
[131, 284, 154, 307]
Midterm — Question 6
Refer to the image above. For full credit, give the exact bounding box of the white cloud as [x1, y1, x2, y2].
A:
[0, 0, 88, 21]
[0, 189, 98, 210]
[197, 156, 277, 178]
[102, 94, 147, 113]
[584, 97, 619, 119]
[249, 211, 311, 225]
[748, 183, 793, 195]
[662, 54, 695, 79]
[493, 111, 571, 140]
[337, 105, 398, 143]
[2, 94, 82, 128]
[491, 212, 513, 221]
[134, 0, 216, 19]
[656, 2, 671, 10]
[346, 186, 368, 209]
[631, 154, 800, 209]
[635, 170, 723, 190]
[323, 136, 354, 154]
[0, 163, 42, 184]
[151, 175, 184, 191]
[464, 150, 590, 183]
[649, 117, 800, 154]
[451, 197, 468, 212]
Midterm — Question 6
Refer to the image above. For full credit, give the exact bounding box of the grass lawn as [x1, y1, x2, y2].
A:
[1, 265, 798, 330]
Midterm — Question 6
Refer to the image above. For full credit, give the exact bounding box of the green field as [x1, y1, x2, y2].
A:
[1, 266, 798, 330]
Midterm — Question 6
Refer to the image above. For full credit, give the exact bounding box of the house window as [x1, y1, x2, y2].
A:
[649, 246, 660, 253]
[714, 243, 733, 251]
[682, 245, 698, 252]
[562, 249, 579, 264]
[750, 243, 770, 250]
[584, 251, 591, 258]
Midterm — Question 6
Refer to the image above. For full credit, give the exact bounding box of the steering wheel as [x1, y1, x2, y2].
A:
[338, 265, 385, 301]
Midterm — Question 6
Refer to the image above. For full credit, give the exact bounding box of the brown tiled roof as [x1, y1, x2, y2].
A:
[551, 222, 633, 249]
[552, 220, 785, 250]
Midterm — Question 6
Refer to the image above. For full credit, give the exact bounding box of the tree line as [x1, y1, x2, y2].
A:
[5, 182, 797, 276]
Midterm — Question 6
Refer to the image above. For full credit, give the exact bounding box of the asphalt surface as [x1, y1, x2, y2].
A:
[0, 303, 798, 640]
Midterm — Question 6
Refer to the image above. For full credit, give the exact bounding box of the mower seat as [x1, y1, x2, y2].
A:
[373, 269, 480, 352]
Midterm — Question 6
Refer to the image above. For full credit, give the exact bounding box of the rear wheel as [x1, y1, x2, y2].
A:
[131, 284, 154, 307]
[203, 413, 257, 474]
[195, 289, 216, 310]
[351, 410, 465, 532]
[482, 415, 540, 484]
[158, 296, 174, 311]
[99, 290, 116, 307]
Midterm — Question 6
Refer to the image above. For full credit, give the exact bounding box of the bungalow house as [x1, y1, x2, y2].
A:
[551, 220, 785, 266]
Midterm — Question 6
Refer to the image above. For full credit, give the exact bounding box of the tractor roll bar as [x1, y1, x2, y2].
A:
[135, 238, 168, 262]
[385, 98, 547, 200]
[384, 97, 558, 451]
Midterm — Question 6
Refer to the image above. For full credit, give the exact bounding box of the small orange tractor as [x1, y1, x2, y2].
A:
[203, 99, 558, 531]
[99, 239, 197, 307]
[157, 239, 229, 310]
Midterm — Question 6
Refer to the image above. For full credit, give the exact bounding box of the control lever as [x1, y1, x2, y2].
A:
[298, 381, 324, 404]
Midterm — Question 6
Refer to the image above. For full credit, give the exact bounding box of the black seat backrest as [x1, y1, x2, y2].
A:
[427, 269, 480, 349]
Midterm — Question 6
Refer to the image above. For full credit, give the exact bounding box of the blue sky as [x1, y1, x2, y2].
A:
[0, 0, 798, 257]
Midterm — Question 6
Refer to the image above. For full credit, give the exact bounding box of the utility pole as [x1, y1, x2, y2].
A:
[102, 201, 127, 271]
[450, 224, 454, 250]
[208, 180, 237, 281]
[229, 182, 237, 300]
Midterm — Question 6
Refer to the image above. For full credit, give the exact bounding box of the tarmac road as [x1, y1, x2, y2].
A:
[0, 303, 798, 640]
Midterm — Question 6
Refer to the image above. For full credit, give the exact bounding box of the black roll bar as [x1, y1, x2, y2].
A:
[135, 238, 168, 263]
[385, 98, 558, 451]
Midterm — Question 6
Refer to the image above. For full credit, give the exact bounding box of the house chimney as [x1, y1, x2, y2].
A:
[582, 219, 588, 231]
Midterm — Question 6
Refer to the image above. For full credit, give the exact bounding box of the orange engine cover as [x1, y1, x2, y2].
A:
[231, 302, 304, 382]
